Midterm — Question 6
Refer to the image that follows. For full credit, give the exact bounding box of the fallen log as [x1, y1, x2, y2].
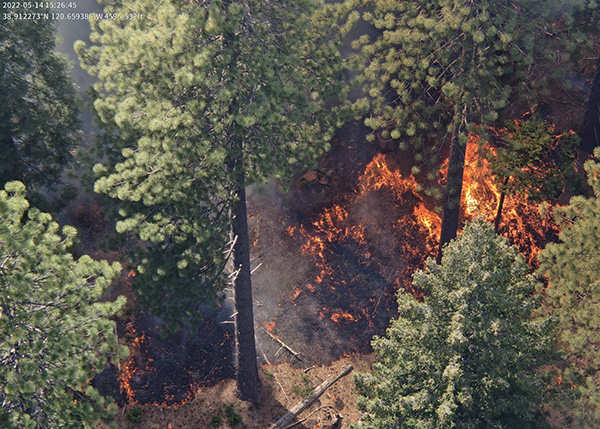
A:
[262, 327, 302, 362]
[269, 364, 353, 429]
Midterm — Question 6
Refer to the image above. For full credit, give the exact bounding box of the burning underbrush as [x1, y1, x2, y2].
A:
[112, 132, 561, 406]
[117, 310, 234, 406]
[278, 154, 436, 351]
[257, 138, 559, 365]
[460, 139, 560, 267]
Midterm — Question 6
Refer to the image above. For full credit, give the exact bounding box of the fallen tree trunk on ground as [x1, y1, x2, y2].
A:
[269, 364, 353, 429]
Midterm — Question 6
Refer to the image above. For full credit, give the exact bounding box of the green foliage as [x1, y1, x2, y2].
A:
[547, 0, 599, 66]
[126, 407, 142, 423]
[292, 374, 313, 398]
[0, 9, 81, 211]
[355, 0, 550, 173]
[489, 114, 579, 201]
[209, 414, 222, 427]
[538, 147, 600, 425]
[78, 0, 352, 327]
[355, 220, 556, 428]
[224, 404, 242, 426]
[0, 182, 126, 428]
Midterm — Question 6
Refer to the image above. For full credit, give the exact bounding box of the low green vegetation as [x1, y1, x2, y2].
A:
[126, 408, 142, 423]
[209, 414, 222, 427]
[224, 405, 242, 427]
[292, 374, 314, 398]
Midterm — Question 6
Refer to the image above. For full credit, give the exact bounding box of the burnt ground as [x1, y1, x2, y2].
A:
[248, 120, 437, 368]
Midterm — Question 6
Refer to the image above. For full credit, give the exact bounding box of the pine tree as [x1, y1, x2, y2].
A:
[0, 7, 81, 211]
[355, 220, 555, 428]
[0, 182, 126, 428]
[538, 147, 600, 425]
[353, 0, 552, 261]
[78, 0, 354, 401]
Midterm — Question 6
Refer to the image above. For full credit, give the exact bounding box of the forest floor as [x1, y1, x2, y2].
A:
[98, 354, 374, 429]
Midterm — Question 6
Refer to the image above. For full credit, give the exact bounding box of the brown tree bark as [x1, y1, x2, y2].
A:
[437, 130, 466, 264]
[230, 148, 261, 402]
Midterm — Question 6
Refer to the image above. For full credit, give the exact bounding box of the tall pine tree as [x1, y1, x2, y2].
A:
[538, 147, 600, 425]
[0, 7, 81, 211]
[78, 0, 354, 400]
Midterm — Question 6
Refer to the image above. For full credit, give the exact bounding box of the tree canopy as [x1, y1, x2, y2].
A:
[538, 147, 600, 425]
[78, 0, 355, 400]
[77, 0, 353, 324]
[355, 220, 555, 428]
[355, 0, 544, 167]
[489, 114, 579, 202]
[0, 181, 125, 428]
[0, 9, 81, 210]
[487, 113, 579, 230]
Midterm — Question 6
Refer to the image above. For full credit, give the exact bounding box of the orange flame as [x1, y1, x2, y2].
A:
[358, 153, 419, 198]
[330, 310, 358, 324]
[119, 326, 143, 403]
[263, 321, 276, 333]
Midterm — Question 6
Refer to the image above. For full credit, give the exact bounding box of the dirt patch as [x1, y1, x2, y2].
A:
[98, 354, 374, 429]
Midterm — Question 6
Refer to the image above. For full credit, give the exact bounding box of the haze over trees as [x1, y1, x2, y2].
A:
[77, 0, 355, 400]
[354, 220, 556, 428]
[0, 0, 599, 425]
[0, 182, 125, 428]
[0, 10, 81, 211]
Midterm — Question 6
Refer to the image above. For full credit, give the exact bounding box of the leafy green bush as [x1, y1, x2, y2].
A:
[126, 408, 141, 423]
[209, 414, 222, 427]
[225, 405, 242, 426]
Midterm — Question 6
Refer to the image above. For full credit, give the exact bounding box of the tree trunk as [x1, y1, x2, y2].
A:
[580, 54, 600, 154]
[230, 151, 261, 402]
[493, 177, 510, 233]
[437, 130, 466, 264]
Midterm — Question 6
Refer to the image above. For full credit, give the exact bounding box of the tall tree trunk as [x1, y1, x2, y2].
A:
[230, 150, 261, 402]
[580, 55, 600, 154]
[437, 130, 466, 264]
[493, 177, 510, 233]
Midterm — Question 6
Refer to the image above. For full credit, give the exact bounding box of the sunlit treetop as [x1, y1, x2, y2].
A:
[77, 0, 358, 326]
[355, 220, 556, 428]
